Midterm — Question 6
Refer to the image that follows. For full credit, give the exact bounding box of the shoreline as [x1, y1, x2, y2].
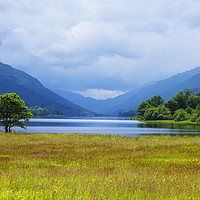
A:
[133, 119, 200, 125]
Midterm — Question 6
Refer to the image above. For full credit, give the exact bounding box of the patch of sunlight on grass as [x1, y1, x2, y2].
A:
[0, 155, 12, 158]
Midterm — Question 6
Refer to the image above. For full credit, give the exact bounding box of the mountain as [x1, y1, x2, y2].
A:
[4, 62, 199, 117]
[53, 88, 140, 114]
[113, 66, 200, 112]
[54, 67, 200, 115]
[53, 89, 99, 111]
[0, 62, 95, 116]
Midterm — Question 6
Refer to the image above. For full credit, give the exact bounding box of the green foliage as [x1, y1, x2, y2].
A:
[173, 109, 189, 121]
[136, 89, 200, 123]
[196, 92, 200, 96]
[143, 106, 172, 120]
[137, 100, 151, 117]
[143, 107, 157, 120]
[172, 90, 190, 110]
[164, 99, 179, 115]
[137, 95, 164, 117]
[29, 105, 63, 117]
[196, 104, 200, 110]
[187, 95, 200, 109]
[150, 95, 164, 107]
[190, 113, 198, 122]
[157, 106, 173, 120]
[185, 106, 193, 114]
[0, 93, 32, 132]
[189, 109, 200, 122]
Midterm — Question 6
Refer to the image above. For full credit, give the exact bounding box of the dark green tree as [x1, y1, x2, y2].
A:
[184, 89, 192, 99]
[172, 89, 191, 110]
[196, 92, 200, 96]
[28, 105, 63, 117]
[164, 99, 179, 115]
[196, 104, 200, 110]
[137, 95, 164, 118]
[0, 93, 32, 132]
[185, 106, 193, 114]
[150, 95, 164, 107]
[173, 91, 187, 109]
[157, 106, 173, 120]
[137, 100, 151, 117]
[187, 96, 200, 109]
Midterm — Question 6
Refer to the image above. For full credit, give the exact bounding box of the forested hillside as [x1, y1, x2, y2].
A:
[55, 67, 200, 115]
[0, 62, 95, 117]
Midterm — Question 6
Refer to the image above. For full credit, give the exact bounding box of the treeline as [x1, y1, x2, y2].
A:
[119, 110, 137, 117]
[135, 89, 200, 122]
[29, 105, 63, 117]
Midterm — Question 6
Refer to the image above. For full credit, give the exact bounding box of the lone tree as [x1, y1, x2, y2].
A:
[0, 93, 32, 132]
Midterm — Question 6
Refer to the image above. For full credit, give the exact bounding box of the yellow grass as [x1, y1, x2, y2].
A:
[0, 132, 200, 199]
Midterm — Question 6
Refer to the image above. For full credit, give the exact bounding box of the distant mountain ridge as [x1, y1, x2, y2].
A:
[53, 88, 140, 114]
[54, 66, 200, 115]
[0, 62, 95, 116]
[2, 61, 200, 116]
[118, 67, 200, 112]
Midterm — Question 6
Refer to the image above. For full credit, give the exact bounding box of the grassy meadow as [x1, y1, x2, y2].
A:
[0, 132, 200, 199]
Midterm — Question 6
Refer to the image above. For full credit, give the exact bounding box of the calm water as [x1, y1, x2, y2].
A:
[3, 117, 200, 137]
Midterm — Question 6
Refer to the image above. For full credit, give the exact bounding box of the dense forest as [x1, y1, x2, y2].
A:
[29, 105, 63, 117]
[135, 89, 200, 122]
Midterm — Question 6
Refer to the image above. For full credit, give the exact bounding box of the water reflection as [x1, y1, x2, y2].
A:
[137, 122, 200, 131]
[1, 118, 200, 136]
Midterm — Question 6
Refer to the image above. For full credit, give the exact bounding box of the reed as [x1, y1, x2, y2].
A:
[0, 132, 200, 199]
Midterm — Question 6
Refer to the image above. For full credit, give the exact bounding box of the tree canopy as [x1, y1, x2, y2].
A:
[136, 95, 164, 117]
[136, 89, 200, 122]
[0, 93, 32, 132]
[29, 105, 63, 117]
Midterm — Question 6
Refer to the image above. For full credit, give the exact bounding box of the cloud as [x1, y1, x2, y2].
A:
[1, 0, 200, 98]
[75, 89, 127, 100]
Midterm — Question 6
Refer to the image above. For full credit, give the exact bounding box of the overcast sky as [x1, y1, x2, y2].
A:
[1, 0, 200, 99]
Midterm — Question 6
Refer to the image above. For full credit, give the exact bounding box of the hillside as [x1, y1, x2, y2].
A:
[115, 67, 200, 112]
[54, 67, 200, 115]
[53, 89, 139, 114]
[0, 62, 95, 116]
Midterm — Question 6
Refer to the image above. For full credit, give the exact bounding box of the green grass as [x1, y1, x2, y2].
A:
[140, 119, 200, 125]
[0, 133, 200, 199]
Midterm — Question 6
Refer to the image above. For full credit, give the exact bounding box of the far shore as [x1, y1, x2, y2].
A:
[132, 118, 200, 125]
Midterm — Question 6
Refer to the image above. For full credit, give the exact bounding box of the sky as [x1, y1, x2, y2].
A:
[1, 0, 200, 99]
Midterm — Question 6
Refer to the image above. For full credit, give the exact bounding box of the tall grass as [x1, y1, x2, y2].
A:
[0, 133, 200, 199]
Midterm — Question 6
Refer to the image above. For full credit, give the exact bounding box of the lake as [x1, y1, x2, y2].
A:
[3, 117, 200, 136]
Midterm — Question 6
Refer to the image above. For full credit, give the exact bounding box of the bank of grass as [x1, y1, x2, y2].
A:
[140, 119, 200, 125]
[0, 132, 200, 199]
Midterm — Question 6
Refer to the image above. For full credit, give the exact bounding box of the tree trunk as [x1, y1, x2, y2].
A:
[5, 125, 8, 133]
